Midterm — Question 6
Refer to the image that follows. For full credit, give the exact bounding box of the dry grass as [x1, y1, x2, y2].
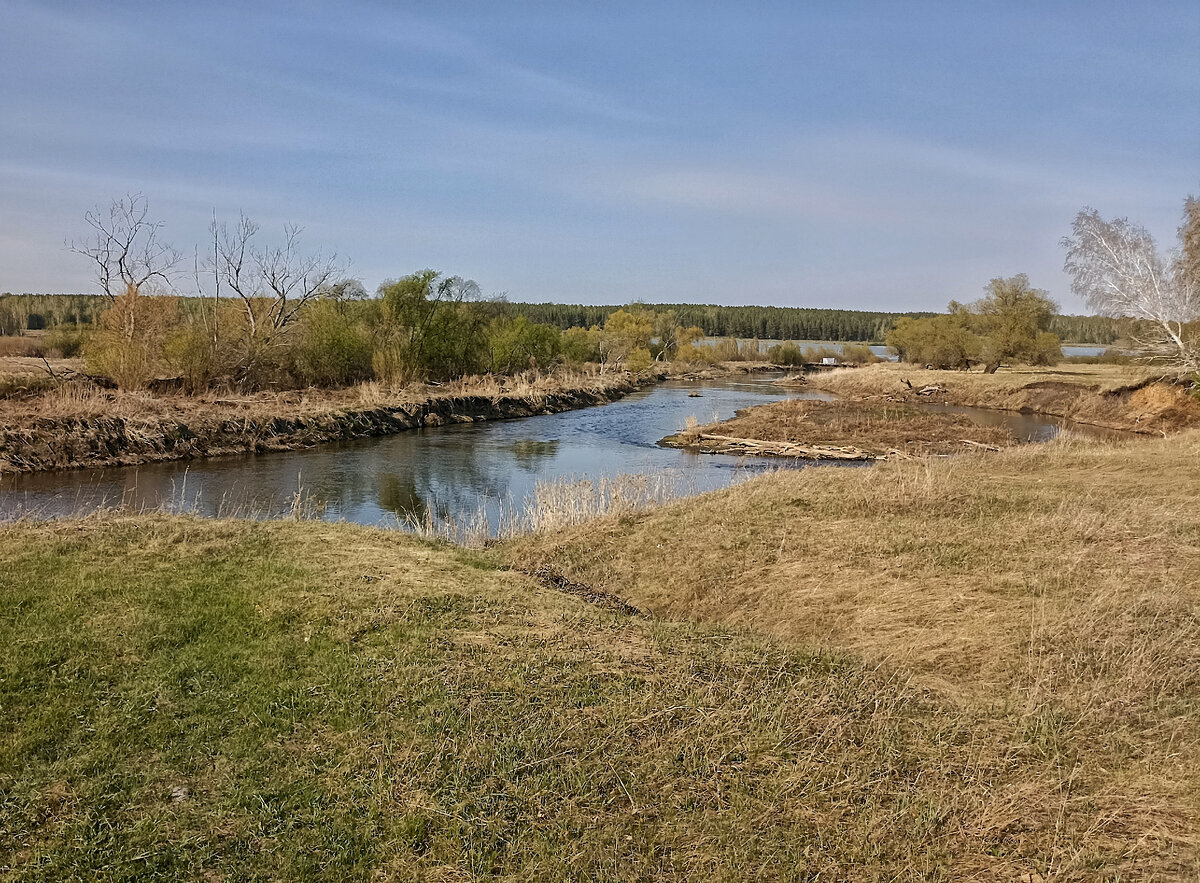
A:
[809, 362, 1199, 434]
[507, 429, 1200, 877]
[0, 368, 647, 433]
[403, 472, 712, 546]
[0, 336, 46, 358]
[668, 398, 1017, 456]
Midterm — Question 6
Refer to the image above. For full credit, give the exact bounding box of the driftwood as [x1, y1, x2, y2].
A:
[677, 432, 883, 461]
[663, 431, 1005, 461]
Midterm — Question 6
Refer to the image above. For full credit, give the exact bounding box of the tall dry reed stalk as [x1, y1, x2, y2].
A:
[401, 470, 733, 547]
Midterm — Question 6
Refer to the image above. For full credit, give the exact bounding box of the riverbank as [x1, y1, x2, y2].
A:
[660, 398, 1017, 460]
[508, 427, 1200, 878]
[5, 426, 1198, 877]
[801, 362, 1200, 434]
[0, 370, 666, 474]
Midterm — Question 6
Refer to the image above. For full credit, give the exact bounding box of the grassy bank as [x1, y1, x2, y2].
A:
[661, 398, 1017, 460]
[509, 430, 1200, 878]
[805, 362, 1200, 434]
[0, 516, 1064, 881]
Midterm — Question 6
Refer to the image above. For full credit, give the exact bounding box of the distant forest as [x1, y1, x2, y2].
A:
[1, 292, 1126, 345]
[504, 302, 1127, 345]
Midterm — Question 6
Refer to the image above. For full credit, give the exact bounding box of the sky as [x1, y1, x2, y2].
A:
[1, 1, 1197, 313]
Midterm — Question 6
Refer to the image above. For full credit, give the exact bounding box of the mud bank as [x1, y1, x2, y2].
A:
[660, 398, 1017, 461]
[0, 379, 650, 474]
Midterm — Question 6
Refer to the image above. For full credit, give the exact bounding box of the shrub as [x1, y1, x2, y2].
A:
[45, 326, 89, 359]
[839, 343, 880, 364]
[292, 299, 373, 387]
[85, 287, 181, 389]
[164, 321, 220, 392]
[708, 338, 754, 361]
[487, 316, 562, 374]
[560, 326, 602, 364]
[625, 347, 654, 373]
[766, 342, 806, 366]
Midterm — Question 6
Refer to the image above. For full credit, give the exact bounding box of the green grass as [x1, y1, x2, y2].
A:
[0, 516, 1030, 881]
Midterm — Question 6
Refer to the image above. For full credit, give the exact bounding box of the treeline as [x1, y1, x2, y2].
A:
[1047, 314, 1128, 345]
[3, 292, 1136, 346]
[29, 277, 748, 391]
[0, 294, 108, 334]
[504, 302, 931, 342]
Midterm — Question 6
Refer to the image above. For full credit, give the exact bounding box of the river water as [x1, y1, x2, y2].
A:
[0, 374, 1122, 532]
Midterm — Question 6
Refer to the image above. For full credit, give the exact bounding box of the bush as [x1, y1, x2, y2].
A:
[487, 316, 561, 374]
[85, 288, 181, 390]
[708, 338, 754, 361]
[839, 343, 880, 364]
[45, 326, 89, 359]
[372, 344, 410, 386]
[886, 315, 979, 369]
[164, 321, 220, 392]
[625, 347, 653, 372]
[1063, 348, 1133, 365]
[672, 341, 722, 366]
[766, 342, 806, 366]
[800, 345, 842, 363]
[292, 299, 373, 387]
[560, 326, 602, 364]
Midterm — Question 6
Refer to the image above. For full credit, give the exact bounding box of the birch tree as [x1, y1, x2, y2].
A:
[1062, 202, 1200, 372]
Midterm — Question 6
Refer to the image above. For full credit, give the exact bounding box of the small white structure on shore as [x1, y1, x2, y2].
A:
[821, 357, 838, 366]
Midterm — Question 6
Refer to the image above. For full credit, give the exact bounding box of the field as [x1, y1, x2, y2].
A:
[510, 429, 1200, 879]
[0, 516, 1046, 881]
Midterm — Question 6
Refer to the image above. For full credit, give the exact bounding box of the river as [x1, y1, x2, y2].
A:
[0, 374, 1121, 532]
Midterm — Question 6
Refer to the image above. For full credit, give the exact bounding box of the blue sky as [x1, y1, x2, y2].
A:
[1, 1, 1196, 312]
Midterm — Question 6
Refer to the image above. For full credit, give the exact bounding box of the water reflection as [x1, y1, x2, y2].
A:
[506, 439, 561, 471]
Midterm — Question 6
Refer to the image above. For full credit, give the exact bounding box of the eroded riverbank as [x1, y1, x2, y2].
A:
[0, 374, 813, 526]
[801, 362, 1200, 434]
[0, 371, 663, 474]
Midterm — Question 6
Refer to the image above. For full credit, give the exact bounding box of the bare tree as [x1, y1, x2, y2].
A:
[70, 194, 182, 301]
[1062, 203, 1200, 373]
[209, 215, 350, 382]
[212, 216, 347, 336]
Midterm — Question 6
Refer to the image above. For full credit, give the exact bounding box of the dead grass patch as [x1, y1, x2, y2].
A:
[809, 362, 1200, 434]
[506, 429, 1200, 876]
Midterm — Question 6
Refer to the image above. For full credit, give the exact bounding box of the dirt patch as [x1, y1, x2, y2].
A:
[661, 399, 1017, 460]
[516, 564, 646, 616]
